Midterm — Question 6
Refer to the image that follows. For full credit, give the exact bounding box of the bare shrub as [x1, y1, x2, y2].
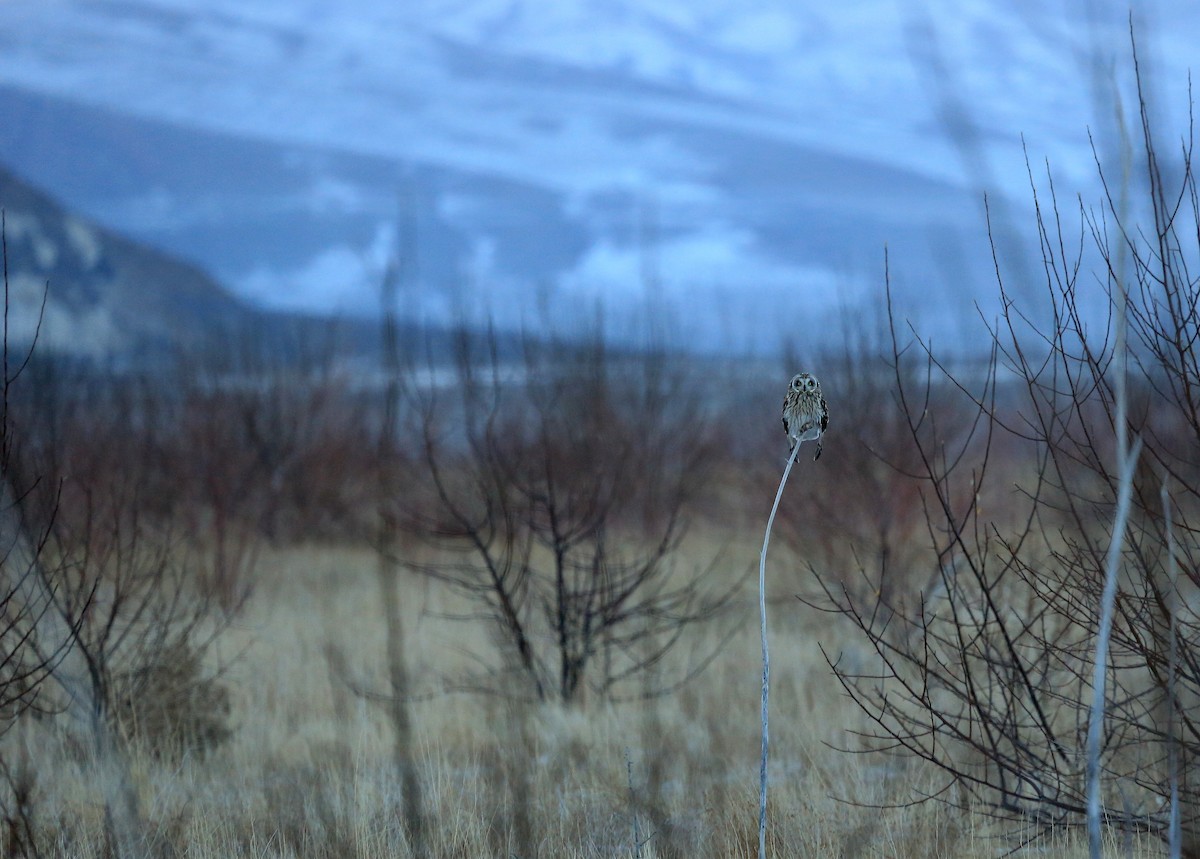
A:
[25, 472, 232, 761]
[3, 345, 235, 767]
[0, 216, 165, 855]
[399, 325, 736, 705]
[19, 320, 381, 613]
[0, 483, 64, 732]
[0, 218, 78, 859]
[809, 59, 1200, 853]
[169, 322, 379, 546]
[9, 357, 234, 763]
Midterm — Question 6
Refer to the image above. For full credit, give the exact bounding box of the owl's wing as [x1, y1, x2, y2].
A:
[820, 397, 829, 432]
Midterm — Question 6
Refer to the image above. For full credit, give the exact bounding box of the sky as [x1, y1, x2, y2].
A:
[0, 0, 1195, 353]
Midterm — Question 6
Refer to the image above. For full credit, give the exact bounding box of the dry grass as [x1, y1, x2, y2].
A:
[6, 534, 1171, 857]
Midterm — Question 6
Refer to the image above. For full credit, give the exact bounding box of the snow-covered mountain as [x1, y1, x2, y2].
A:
[0, 0, 1193, 353]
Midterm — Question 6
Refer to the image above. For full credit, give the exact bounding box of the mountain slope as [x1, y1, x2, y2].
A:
[0, 164, 258, 359]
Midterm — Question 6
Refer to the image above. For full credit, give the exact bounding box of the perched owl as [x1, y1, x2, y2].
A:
[782, 373, 829, 461]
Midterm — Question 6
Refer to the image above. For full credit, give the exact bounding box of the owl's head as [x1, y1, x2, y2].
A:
[790, 373, 820, 392]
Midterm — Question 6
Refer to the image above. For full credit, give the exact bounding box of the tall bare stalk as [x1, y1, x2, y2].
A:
[1086, 29, 1144, 856]
[1084, 434, 1140, 856]
[758, 443, 800, 859]
[377, 251, 425, 854]
[1084, 197, 1135, 858]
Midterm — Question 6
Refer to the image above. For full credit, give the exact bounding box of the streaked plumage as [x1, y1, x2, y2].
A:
[782, 372, 829, 461]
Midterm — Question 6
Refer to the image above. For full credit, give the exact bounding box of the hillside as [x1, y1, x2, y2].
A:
[0, 164, 259, 360]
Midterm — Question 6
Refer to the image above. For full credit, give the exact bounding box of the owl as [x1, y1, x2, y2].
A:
[782, 372, 829, 460]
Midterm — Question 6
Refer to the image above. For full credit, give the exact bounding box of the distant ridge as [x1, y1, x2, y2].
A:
[0, 163, 259, 361]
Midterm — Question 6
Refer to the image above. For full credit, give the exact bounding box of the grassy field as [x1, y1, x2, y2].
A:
[11, 531, 1168, 857]
[1, 342, 1180, 856]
